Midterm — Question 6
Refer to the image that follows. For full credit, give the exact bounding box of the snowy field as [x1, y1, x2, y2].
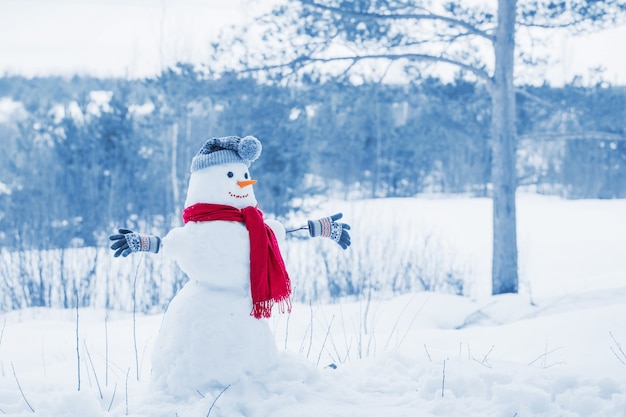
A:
[1, 194, 626, 416]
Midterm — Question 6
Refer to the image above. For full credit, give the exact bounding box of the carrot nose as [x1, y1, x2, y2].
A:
[237, 179, 257, 188]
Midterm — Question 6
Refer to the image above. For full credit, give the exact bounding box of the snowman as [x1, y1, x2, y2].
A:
[109, 135, 350, 397]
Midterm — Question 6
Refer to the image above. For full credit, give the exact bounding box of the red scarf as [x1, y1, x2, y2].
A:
[182, 203, 291, 319]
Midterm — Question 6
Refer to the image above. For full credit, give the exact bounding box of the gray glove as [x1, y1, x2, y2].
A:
[109, 228, 161, 257]
[308, 213, 351, 250]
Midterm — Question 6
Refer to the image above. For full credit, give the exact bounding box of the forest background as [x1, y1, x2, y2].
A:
[0, 68, 624, 311]
[2, 70, 625, 247]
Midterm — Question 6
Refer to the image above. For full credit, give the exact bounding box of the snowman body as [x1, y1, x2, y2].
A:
[151, 161, 283, 396]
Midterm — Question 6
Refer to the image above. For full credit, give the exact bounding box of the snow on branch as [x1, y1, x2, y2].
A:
[300, 0, 494, 42]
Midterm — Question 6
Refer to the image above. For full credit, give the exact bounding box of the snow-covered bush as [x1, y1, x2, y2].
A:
[0, 247, 185, 312]
[0, 198, 469, 311]
[283, 212, 467, 303]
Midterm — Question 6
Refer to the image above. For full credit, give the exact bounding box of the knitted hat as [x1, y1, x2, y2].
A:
[190, 135, 262, 173]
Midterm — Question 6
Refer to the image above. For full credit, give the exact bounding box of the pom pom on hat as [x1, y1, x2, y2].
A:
[238, 136, 262, 162]
[190, 135, 262, 172]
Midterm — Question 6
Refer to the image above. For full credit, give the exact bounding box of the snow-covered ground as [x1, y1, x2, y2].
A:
[1, 194, 626, 416]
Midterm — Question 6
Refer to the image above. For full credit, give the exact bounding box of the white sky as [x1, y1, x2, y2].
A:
[0, 0, 257, 79]
[0, 0, 624, 86]
[544, 25, 626, 86]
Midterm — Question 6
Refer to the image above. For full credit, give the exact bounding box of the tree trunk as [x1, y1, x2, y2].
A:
[491, 0, 519, 294]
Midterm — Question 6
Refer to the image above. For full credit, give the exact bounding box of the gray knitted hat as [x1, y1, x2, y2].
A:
[190, 135, 262, 173]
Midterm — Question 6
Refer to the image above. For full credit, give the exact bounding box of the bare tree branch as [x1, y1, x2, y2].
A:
[244, 52, 493, 85]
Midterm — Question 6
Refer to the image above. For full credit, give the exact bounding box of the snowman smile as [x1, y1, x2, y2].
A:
[229, 191, 249, 199]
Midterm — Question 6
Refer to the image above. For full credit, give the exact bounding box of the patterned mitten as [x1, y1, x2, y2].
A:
[109, 228, 161, 257]
[308, 213, 351, 249]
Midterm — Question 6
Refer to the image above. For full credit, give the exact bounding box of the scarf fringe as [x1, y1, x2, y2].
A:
[251, 294, 292, 319]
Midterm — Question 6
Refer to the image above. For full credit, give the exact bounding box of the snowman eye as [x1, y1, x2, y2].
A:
[227, 171, 234, 178]
[244, 172, 249, 179]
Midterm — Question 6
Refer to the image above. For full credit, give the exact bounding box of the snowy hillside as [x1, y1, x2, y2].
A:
[1, 194, 626, 416]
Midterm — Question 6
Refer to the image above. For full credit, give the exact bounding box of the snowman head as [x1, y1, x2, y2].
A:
[184, 136, 262, 210]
